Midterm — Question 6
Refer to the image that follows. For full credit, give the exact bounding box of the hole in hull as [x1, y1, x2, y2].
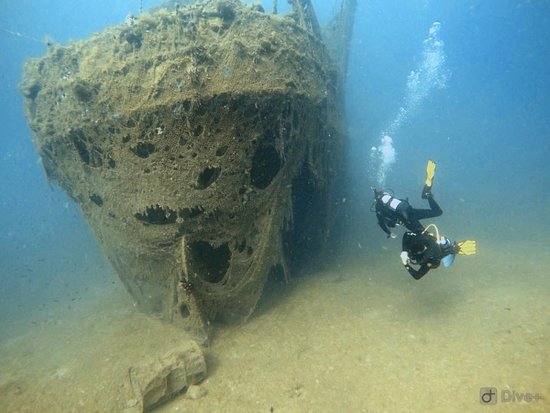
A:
[284, 162, 325, 269]
[187, 241, 231, 283]
[132, 142, 156, 158]
[179, 303, 190, 318]
[196, 166, 221, 189]
[135, 205, 178, 225]
[250, 145, 281, 189]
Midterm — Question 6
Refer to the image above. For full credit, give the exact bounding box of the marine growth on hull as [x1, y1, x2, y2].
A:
[20, 0, 356, 335]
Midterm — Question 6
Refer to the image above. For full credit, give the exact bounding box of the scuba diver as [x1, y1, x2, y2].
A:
[400, 224, 477, 279]
[373, 160, 441, 238]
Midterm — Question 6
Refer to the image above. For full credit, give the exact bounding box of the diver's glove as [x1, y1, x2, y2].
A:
[400, 251, 410, 266]
[388, 232, 397, 239]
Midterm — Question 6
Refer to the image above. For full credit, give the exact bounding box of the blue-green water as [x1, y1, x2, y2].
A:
[1, 1, 548, 411]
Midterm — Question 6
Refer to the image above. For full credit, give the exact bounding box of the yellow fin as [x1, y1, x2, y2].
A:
[457, 240, 477, 255]
[425, 159, 436, 187]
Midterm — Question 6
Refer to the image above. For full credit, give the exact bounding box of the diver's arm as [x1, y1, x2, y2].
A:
[376, 213, 392, 236]
[400, 251, 429, 280]
[405, 263, 429, 280]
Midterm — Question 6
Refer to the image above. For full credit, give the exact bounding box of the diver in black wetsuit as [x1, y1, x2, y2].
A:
[372, 160, 477, 278]
[373, 187, 442, 237]
[399, 230, 459, 279]
[373, 159, 441, 238]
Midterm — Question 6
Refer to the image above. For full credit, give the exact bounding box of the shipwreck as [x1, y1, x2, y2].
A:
[20, 0, 357, 335]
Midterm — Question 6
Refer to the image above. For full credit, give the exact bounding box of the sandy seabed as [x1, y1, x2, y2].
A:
[1, 241, 548, 413]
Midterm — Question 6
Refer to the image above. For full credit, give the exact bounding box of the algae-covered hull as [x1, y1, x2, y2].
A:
[20, 0, 350, 331]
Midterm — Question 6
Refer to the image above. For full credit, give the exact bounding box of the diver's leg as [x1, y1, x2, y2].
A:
[427, 196, 443, 216]
[399, 207, 424, 233]
[408, 197, 443, 221]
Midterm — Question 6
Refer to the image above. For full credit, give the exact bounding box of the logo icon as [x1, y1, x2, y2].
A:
[480, 387, 498, 404]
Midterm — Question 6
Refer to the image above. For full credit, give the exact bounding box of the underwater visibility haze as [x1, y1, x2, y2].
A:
[1, 0, 549, 411]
